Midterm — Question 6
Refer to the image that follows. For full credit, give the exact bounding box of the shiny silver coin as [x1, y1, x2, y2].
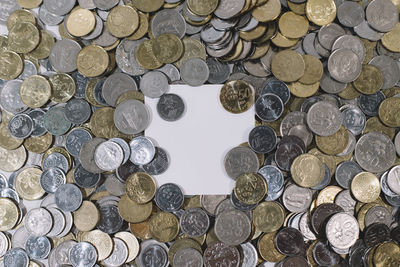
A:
[129, 136, 156, 165]
[114, 100, 150, 135]
[94, 140, 124, 171]
[25, 236, 51, 260]
[69, 242, 98, 267]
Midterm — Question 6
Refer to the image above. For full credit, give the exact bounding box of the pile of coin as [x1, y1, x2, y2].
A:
[1, 0, 400, 266]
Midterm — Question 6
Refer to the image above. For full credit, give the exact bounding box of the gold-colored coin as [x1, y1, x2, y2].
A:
[357, 202, 375, 232]
[24, 133, 53, 154]
[16, 0, 42, 9]
[291, 153, 325, 188]
[271, 49, 305, 82]
[7, 9, 36, 30]
[271, 31, 299, 48]
[15, 167, 45, 200]
[249, 41, 270, 60]
[315, 185, 342, 206]
[183, 195, 202, 210]
[90, 107, 120, 139]
[353, 64, 383, 95]
[126, 172, 156, 204]
[307, 241, 318, 267]
[382, 86, 400, 97]
[149, 212, 179, 243]
[107, 6, 139, 38]
[131, 0, 164, 12]
[223, 39, 244, 61]
[351, 172, 381, 203]
[0, 51, 23, 80]
[0, 145, 26, 172]
[316, 126, 349, 155]
[73, 200, 99, 232]
[253, 201, 285, 233]
[288, 81, 320, 98]
[279, 11, 309, 39]
[81, 229, 113, 261]
[128, 205, 158, 239]
[205, 227, 219, 246]
[77, 45, 109, 78]
[152, 34, 184, 64]
[118, 194, 153, 223]
[373, 242, 400, 267]
[308, 148, 337, 176]
[66, 8, 95, 37]
[306, 0, 337, 26]
[115, 232, 140, 263]
[252, 0, 281, 22]
[187, 0, 219, 16]
[239, 24, 267, 41]
[0, 36, 8, 51]
[20, 75, 51, 108]
[361, 38, 377, 64]
[8, 21, 39, 53]
[382, 22, 400, 52]
[258, 232, 286, 262]
[29, 30, 54, 60]
[234, 173, 267, 205]
[379, 97, 400, 127]
[136, 39, 163, 70]
[127, 11, 148, 40]
[116, 90, 145, 105]
[175, 38, 207, 68]
[168, 238, 203, 264]
[338, 82, 361, 99]
[0, 197, 19, 231]
[59, 21, 77, 41]
[49, 73, 76, 103]
[299, 55, 323, 85]
[362, 116, 395, 140]
[287, 1, 306, 15]
[219, 80, 255, 114]
[85, 78, 102, 107]
[0, 123, 24, 150]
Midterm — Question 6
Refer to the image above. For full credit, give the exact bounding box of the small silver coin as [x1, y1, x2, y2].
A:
[142, 147, 169, 175]
[116, 39, 147, 76]
[24, 208, 53, 237]
[0, 80, 28, 114]
[224, 146, 259, 180]
[69, 242, 98, 267]
[28, 109, 47, 137]
[55, 183, 83, 212]
[25, 236, 51, 260]
[140, 71, 169, 99]
[102, 237, 128, 267]
[46, 207, 66, 238]
[94, 140, 124, 171]
[109, 137, 130, 165]
[7, 114, 33, 139]
[214, 210, 251, 246]
[74, 164, 101, 188]
[65, 127, 93, 157]
[173, 248, 203, 267]
[180, 208, 210, 237]
[114, 99, 150, 135]
[129, 136, 156, 165]
[326, 212, 359, 250]
[42, 152, 69, 173]
[180, 58, 209, 86]
[3, 248, 29, 267]
[306, 101, 342, 136]
[40, 167, 66, 194]
[0, 232, 9, 258]
[255, 93, 284, 122]
[54, 240, 77, 265]
[156, 93, 185, 122]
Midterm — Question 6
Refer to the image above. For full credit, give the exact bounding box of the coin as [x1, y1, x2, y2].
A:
[180, 58, 209, 86]
[152, 34, 184, 64]
[351, 172, 381, 203]
[271, 50, 305, 82]
[220, 80, 255, 114]
[234, 173, 267, 205]
[224, 146, 259, 180]
[306, 0, 336, 26]
[69, 242, 98, 267]
[76, 45, 109, 77]
[0, 197, 19, 231]
[8, 21, 40, 53]
[94, 140, 124, 171]
[0, 51, 23, 80]
[107, 5, 139, 38]
[55, 183, 83, 212]
[126, 172, 156, 204]
[149, 212, 180, 243]
[291, 154, 325, 188]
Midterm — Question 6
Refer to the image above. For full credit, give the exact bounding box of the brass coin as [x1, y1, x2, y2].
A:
[136, 39, 163, 70]
[126, 172, 156, 204]
[8, 21, 39, 53]
[382, 22, 400, 52]
[20, 75, 52, 108]
[0, 51, 23, 80]
[49, 73, 76, 103]
[29, 30, 55, 60]
[7, 9, 36, 30]
[16, 0, 42, 9]
[258, 232, 285, 262]
[315, 185, 342, 206]
[373, 242, 400, 267]
[168, 238, 202, 264]
[219, 80, 255, 114]
[116, 90, 144, 105]
[175, 38, 207, 68]
[362, 116, 395, 140]
[90, 107, 121, 139]
[315, 126, 349, 155]
[0, 36, 8, 51]
[115, 232, 140, 263]
[379, 97, 400, 127]
[118, 194, 153, 223]
[249, 41, 270, 60]
[187, 0, 219, 16]
[127, 11, 148, 40]
[253, 201, 285, 233]
[131, 0, 164, 12]
[271, 31, 299, 48]
[152, 34, 184, 64]
[288, 1, 306, 15]
[77, 45, 109, 78]
[299, 55, 323, 85]
[149, 212, 179, 243]
[66, 8, 96, 37]
[24, 133, 53, 154]
[351, 172, 381, 203]
[291, 153, 325, 188]
[85, 78, 102, 107]
[338, 82, 361, 99]
[288, 81, 320, 98]
[382, 86, 400, 98]
[306, 0, 337, 26]
[279, 11, 309, 39]
[81, 229, 113, 261]
[308, 148, 337, 176]
[353, 65, 383, 95]
[0, 145, 26, 172]
[0, 198, 19, 231]
[15, 167, 45, 200]
[73, 200, 99, 232]
[271, 49, 305, 82]
[234, 173, 267, 205]
[252, 0, 281, 22]
[128, 205, 158, 239]
[239, 24, 267, 41]
[0, 123, 24, 150]
[42, 146, 72, 169]
[107, 5, 139, 38]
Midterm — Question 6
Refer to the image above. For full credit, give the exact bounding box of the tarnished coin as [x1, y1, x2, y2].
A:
[203, 242, 240, 267]
[366, 0, 398, 32]
[74, 164, 101, 188]
[173, 247, 203, 267]
[69, 242, 97, 267]
[114, 99, 150, 135]
[157, 93, 185, 122]
[234, 173, 267, 205]
[43, 106, 72, 136]
[0, 51, 23, 80]
[215, 210, 251, 246]
[149, 212, 180, 243]
[224, 146, 259, 180]
[337, 1, 365, 27]
[79, 138, 106, 174]
[155, 183, 184, 212]
[20, 75, 51, 108]
[180, 208, 210, 237]
[248, 125, 277, 154]
[275, 227, 305, 256]
[49, 39, 81, 73]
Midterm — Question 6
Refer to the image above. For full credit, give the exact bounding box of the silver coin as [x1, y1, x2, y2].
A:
[395, 132, 400, 156]
[69, 242, 98, 267]
[355, 132, 396, 173]
[142, 147, 169, 175]
[40, 167, 66, 194]
[24, 208, 53, 237]
[93, 25, 118, 47]
[140, 71, 169, 98]
[55, 183, 83, 212]
[380, 171, 398, 197]
[326, 212, 359, 250]
[158, 64, 181, 82]
[65, 127, 93, 157]
[337, 1, 365, 27]
[28, 109, 46, 137]
[387, 165, 400, 195]
[8, 114, 33, 139]
[18, 60, 38, 80]
[114, 99, 150, 135]
[366, 0, 398, 32]
[215, 210, 251, 246]
[203, 242, 240, 267]
[11, 226, 30, 249]
[139, 243, 168, 267]
[280, 111, 307, 136]
[56, 209, 73, 238]
[214, 0, 245, 19]
[341, 105, 366, 136]
[328, 48, 361, 83]
[94, 140, 124, 171]
[302, 32, 321, 59]
[255, 93, 284, 122]
[306, 101, 342, 136]
[215, 198, 251, 218]
[318, 23, 346, 50]
[0, 188, 19, 204]
[46, 207, 66, 237]
[25, 236, 51, 260]
[0, 232, 8, 258]
[332, 35, 366, 62]
[354, 20, 385, 41]
[282, 184, 313, 213]
[43, 0, 76, 16]
[156, 93, 185, 122]
[201, 24, 226, 44]
[224, 146, 259, 180]
[173, 248, 203, 267]
[288, 124, 313, 148]
[335, 189, 356, 216]
[129, 136, 156, 165]
[0, 80, 27, 114]
[102, 237, 128, 267]
[64, 98, 91, 124]
[299, 212, 316, 241]
[102, 73, 138, 107]
[200, 195, 226, 216]
[156, 182, 184, 212]
[0, 0, 19, 23]
[43, 106, 72, 136]
[180, 58, 209, 86]
[116, 39, 147, 76]
[3, 248, 29, 267]
[93, 0, 118, 10]
[335, 161, 363, 189]
[109, 137, 130, 165]
[180, 208, 210, 237]
[42, 152, 69, 173]
[151, 9, 186, 38]
[369, 55, 400, 89]
[79, 138, 106, 174]
[49, 39, 81, 73]
[78, 0, 96, 9]
[104, 173, 125, 197]
[365, 205, 392, 228]
[55, 240, 77, 265]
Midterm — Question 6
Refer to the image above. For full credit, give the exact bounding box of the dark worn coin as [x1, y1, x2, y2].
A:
[391, 225, 400, 244]
[230, 190, 257, 211]
[203, 242, 240, 267]
[261, 78, 291, 105]
[155, 183, 184, 212]
[116, 160, 142, 183]
[335, 161, 363, 189]
[311, 203, 344, 237]
[74, 164, 101, 188]
[357, 91, 386, 117]
[275, 137, 305, 171]
[312, 241, 341, 266]
[43, 106, 72, 136]
[224, 146, 259, 180]
[281, 256, 309, 267]
[274, 227, 305, 256]
[248, 125, 277, 154]
[180, 208, 210, 237]
[65, 128, 93, 157]
[364, 223, 391, 248]
[255, 93, 284, 122]
[142, 147, 169, 175]
[206, 57, 230, 84]
[139, 243, 168, 267]
[28, 109, 47, 137]
[97, 204, 123, 234]
[156, 93, 185, 122]
[79, 138, 105, 174]
[64, 98, 91, 124]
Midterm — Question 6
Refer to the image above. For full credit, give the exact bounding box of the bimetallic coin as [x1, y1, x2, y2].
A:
[129, 136, 156, 165]
[24, 208, 53, 237]
[25, 236, 51, 260]
[180, 208, 210, 237]
[40, 167, 66, 194]
[94, 140, 124, 171]
[69, 242, 98, 267]
[55, 183, 83, 212]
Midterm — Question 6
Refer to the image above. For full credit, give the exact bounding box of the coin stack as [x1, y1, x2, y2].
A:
[1, 0, 400, 266]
